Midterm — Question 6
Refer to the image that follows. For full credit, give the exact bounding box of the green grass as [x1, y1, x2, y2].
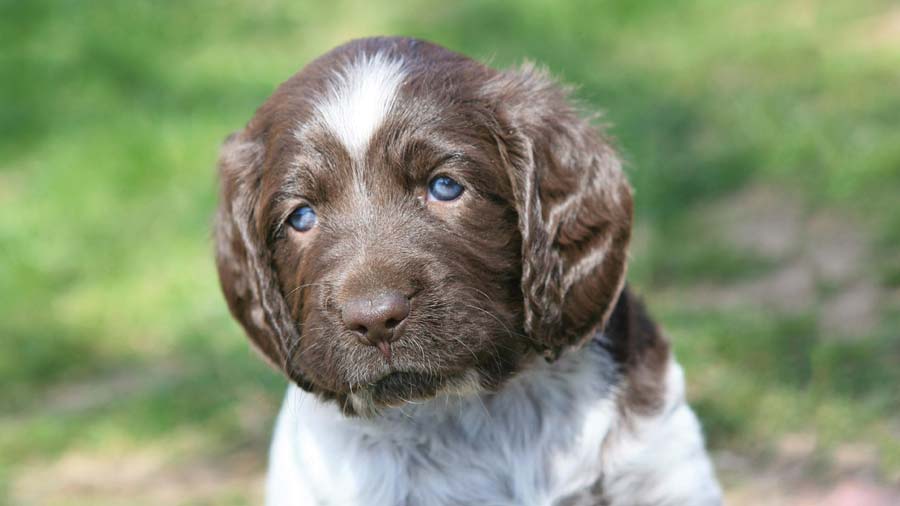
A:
[2, 0, 899, 503]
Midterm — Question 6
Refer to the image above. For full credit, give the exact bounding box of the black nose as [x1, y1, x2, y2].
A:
[341, 291, 410, 357]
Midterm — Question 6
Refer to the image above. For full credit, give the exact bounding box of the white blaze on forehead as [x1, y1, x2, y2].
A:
[313, 53, 406, 157]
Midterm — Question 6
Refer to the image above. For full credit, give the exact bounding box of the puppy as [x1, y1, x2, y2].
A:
[215, 36, 721, 506]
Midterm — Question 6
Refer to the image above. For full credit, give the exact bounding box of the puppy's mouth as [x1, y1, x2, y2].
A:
[366, 371, 447, 405]
[344, 368, 478, 416]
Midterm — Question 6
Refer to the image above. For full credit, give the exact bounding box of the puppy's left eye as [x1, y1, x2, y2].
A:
[287, 205, 317, 232]
[427, 176, 464, 202]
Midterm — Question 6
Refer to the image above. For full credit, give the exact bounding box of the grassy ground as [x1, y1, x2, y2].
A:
[2, 0, 899, 504]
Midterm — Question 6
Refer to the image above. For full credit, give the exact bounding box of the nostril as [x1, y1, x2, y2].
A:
[385, 318, 400, 329]
[350, 324, 368, 335]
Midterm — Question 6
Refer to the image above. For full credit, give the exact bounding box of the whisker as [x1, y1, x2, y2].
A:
[460, 303, 526, 340]
[284, 281, 329, 299]
[455, 286, 498, 305]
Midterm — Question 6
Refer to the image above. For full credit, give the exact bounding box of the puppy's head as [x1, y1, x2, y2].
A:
[215, 37, 632, 415]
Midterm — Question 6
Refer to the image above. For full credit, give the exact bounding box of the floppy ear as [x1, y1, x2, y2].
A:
[214, 130, 299, 371]
[486, 65, 633, 360]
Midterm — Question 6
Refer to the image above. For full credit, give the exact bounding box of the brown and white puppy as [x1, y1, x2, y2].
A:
[215, 37, 721, 506]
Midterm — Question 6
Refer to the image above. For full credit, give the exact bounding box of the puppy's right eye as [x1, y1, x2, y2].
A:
[287, 205, 317, 232]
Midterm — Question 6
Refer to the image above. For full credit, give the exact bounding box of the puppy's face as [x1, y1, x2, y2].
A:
[216, 38, 633, 415]
[268, 76, 526, 409]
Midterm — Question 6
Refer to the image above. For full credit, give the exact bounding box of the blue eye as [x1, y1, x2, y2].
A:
[287, 205, 317, 232]
[427, 176, 464, 202]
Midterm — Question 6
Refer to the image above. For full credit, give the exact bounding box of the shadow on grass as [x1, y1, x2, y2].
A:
[2, 329, 283, 464]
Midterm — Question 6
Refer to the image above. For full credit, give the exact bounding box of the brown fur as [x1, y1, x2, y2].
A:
[214, 37, 666, 415]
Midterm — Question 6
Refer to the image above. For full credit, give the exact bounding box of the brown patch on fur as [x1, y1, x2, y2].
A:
[603, 286, 671, 415]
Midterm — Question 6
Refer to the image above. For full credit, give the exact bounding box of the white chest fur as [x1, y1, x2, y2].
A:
[265, 342, 721, 506]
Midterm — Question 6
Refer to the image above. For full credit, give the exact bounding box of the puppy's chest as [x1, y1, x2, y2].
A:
[282, 409, 605, 505]
[353, 422, 605, 505]
[268, 364, 616, 506]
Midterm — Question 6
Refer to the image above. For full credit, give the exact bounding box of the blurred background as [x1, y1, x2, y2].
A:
[2, 0, 899, 504]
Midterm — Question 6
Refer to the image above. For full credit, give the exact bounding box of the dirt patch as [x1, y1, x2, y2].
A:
[711, 183, 805, 260]
[681, 262, 817, 312]
[726, 476, 900, 506]
[7, 367, 276, 506]
[10, 445, 266, 506]
[718, 436, 900, 506]
[845, 4, 900, 51]
[806, 211, 867, 286]
[680, 183, 883, 339]
[821, 281, 881, 338]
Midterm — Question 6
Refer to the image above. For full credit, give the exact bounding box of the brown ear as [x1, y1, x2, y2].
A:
[214, 131, 298, 371]
[486, 65, 633, 359]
